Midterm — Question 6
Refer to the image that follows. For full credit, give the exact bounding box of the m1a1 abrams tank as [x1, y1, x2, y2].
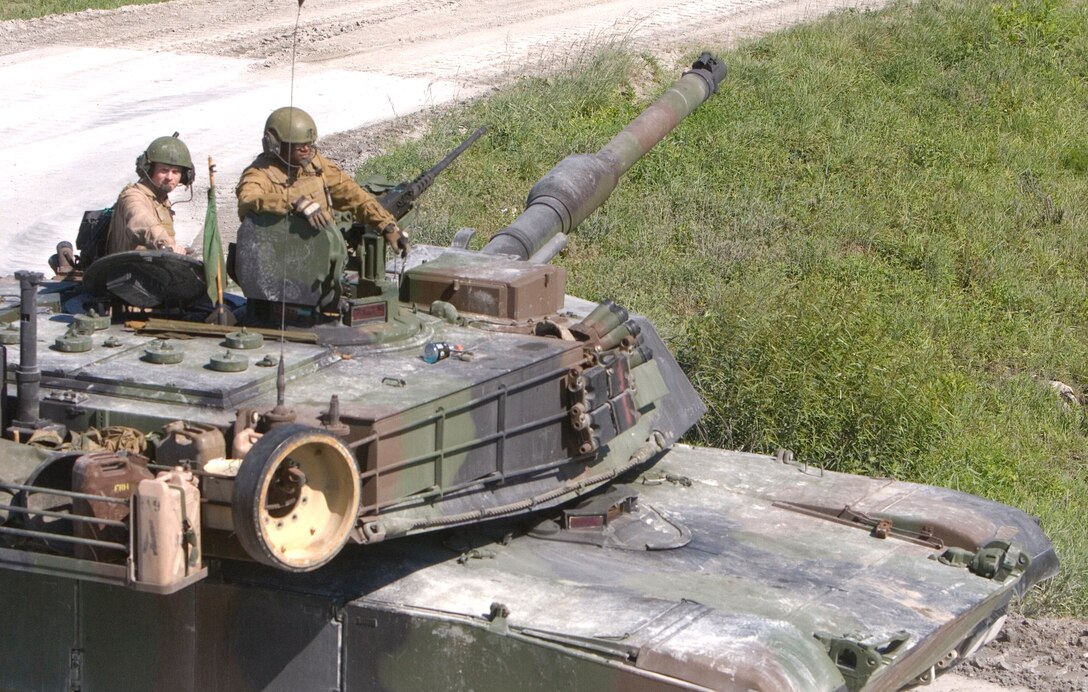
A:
[0, 54, 1059, 691]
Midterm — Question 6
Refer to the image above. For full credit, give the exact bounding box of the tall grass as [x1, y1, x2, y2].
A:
[1, 0, 166, 21]
[360, 0, 1088, 614]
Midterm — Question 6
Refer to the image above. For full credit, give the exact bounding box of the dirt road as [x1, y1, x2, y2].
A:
[0, 0, 873, 75]
[0, 1, 1083, 689]
[0, 0, 878, 276]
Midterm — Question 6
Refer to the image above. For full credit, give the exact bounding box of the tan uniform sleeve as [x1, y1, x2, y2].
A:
[111, 187, 174, 252]
[236, 165, 291, 220]
[320, 157, 398, 230]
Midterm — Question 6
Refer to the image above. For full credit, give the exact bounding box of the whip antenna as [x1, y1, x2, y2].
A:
[278, 0, 306, 355]
[290, 0, 303, 115]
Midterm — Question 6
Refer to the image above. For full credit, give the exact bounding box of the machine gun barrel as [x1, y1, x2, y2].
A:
[379, 126, 487, 221]
[481, 53, 726, 261]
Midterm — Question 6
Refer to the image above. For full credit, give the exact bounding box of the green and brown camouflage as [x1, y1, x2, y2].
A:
[0, 53, 1060, 690]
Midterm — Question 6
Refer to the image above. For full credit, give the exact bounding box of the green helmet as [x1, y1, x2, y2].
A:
[263, 107, 319, 158]
[136, 135, 195, 186]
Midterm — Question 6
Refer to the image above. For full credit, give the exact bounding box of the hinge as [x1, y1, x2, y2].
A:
[934, 540, 1030, 582]
[813, 630, 910, 692]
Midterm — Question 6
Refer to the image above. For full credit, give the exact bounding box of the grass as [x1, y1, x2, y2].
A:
[0, 0, 166, 21]
[358, 0, 1088, 615]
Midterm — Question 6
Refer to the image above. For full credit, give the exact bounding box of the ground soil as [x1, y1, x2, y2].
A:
[940, 614, 1088, 691]
[2, 1, 1085, 688]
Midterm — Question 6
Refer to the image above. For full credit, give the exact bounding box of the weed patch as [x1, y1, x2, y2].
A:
[1, 0, 167, 21]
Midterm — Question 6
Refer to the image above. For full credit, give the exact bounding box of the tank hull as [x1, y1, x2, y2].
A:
[0, 445, 1056, 691]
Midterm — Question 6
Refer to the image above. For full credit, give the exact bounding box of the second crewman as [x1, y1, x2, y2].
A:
[106, 135, 194, 255]
[236, 107, 410, 256]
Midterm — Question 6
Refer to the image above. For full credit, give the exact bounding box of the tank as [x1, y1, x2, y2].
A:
[0, 54, 1059, 691]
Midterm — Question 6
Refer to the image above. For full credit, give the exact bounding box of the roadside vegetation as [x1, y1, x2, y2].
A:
[362, 0, 1088, 615]
[0, 0, 165, 21]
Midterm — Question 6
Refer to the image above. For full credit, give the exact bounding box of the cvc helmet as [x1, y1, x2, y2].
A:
[136, 135, 195, 186]
[263, 107, 318, 161]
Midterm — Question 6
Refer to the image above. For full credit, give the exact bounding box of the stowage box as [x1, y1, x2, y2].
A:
[401, 252, 566, 319]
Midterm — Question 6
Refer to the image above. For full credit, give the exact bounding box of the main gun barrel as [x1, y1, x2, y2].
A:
[481, 53, 726, 261]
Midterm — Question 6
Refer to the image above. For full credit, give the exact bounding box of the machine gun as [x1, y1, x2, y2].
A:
[341, 125, 487, 276]
[375, 125, 487, 221]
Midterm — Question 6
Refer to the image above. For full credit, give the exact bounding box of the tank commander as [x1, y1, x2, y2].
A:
[106, 135, 194, 255]
[236, 106, 410, 256]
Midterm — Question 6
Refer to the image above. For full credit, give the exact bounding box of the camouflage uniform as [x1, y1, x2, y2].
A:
[105, 181, 176, 255]
[235, 152, 397, 230]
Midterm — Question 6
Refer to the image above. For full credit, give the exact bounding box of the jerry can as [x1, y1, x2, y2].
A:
[72, 451, 153, 562]
[136, 468, 201, 587]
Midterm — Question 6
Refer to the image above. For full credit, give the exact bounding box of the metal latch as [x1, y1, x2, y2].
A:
[69, 648, 83, 691]
[487, 602, 510, 633]
[45, 389, 88, 405]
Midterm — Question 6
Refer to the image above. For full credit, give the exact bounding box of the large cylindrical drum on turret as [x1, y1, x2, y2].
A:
[482, 53, 726, 260]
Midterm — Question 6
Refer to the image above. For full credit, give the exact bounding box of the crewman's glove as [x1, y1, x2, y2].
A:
[293, 197, 334, 230]
[383, 223, 411, 258]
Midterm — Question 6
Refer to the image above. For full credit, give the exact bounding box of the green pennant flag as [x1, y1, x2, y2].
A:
[203, 157, 223, 305]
